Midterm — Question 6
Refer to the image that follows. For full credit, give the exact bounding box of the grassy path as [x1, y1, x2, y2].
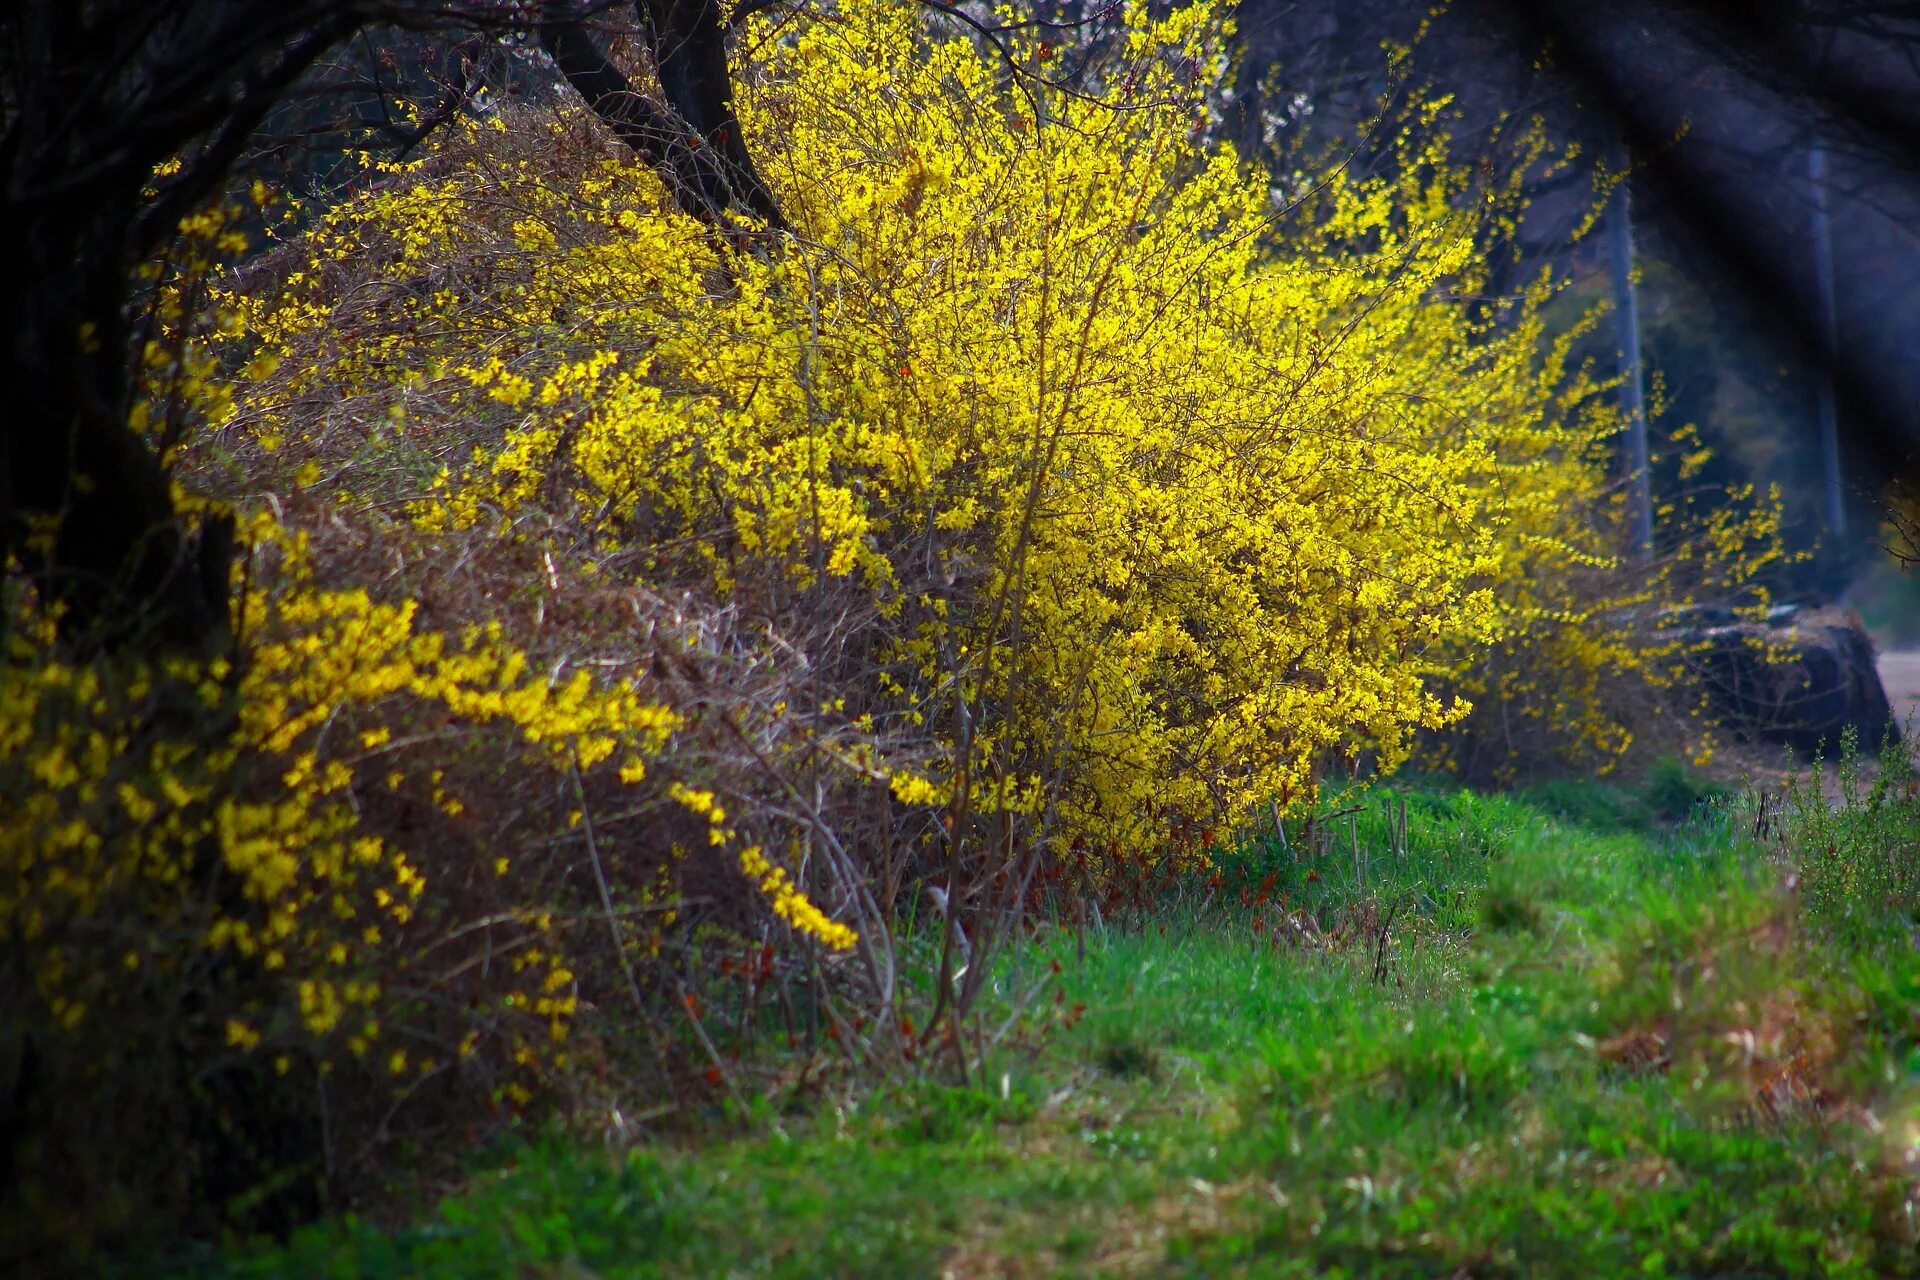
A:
[1882, 649, 1920, 727]
[195, 784, 1920, 1278]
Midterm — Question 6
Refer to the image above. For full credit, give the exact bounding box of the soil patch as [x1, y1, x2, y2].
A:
[1880, 649, 1920, 730]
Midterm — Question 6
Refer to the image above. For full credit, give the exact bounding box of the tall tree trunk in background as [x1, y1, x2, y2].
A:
[1808, 139, 1848, 545]
[1607, 141, 1655, 563]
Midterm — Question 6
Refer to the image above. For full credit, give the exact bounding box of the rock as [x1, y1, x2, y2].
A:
[1674, 607, 1899, 755]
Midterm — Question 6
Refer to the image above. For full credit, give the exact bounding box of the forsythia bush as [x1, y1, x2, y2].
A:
[0, 504, 693, 1241]
[226, 2, 1754, 871]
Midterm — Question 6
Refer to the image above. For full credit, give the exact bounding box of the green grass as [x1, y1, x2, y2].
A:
[182, 774, 1920, 1278]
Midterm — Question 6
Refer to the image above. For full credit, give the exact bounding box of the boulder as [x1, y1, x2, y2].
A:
[1675, 605, 1898, 755]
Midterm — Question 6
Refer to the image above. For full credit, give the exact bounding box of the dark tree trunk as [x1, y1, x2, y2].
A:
[541, 0, 784, 231]
[0, 0, 363, 656]
[639, 0, 782, 227]
[0, 197, 234, 655]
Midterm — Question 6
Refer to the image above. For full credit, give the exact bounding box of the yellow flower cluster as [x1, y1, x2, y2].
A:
[129, 197, 255, 461]
[670, 783, 856, 950]
[1, 501, 679, 1095]
[738, 845, 858, 952]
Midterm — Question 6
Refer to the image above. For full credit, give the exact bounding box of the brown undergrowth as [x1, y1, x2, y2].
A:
[1587, 881, 1878, 1133]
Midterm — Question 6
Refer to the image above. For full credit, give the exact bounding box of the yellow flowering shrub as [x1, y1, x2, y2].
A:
[218, 2, 1774, 879]
[7, 517, 652, 1002]
[0, 497, 699, 1239]
[232, 16, 1382, 849]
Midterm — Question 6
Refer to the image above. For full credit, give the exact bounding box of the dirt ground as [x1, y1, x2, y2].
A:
[1881, 649, 1920, 731]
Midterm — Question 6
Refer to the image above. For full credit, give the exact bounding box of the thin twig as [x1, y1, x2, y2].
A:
[570, 756, 662, 1069]
[1349, 810, 1363, 892]
[677, 981, 749, 1116]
